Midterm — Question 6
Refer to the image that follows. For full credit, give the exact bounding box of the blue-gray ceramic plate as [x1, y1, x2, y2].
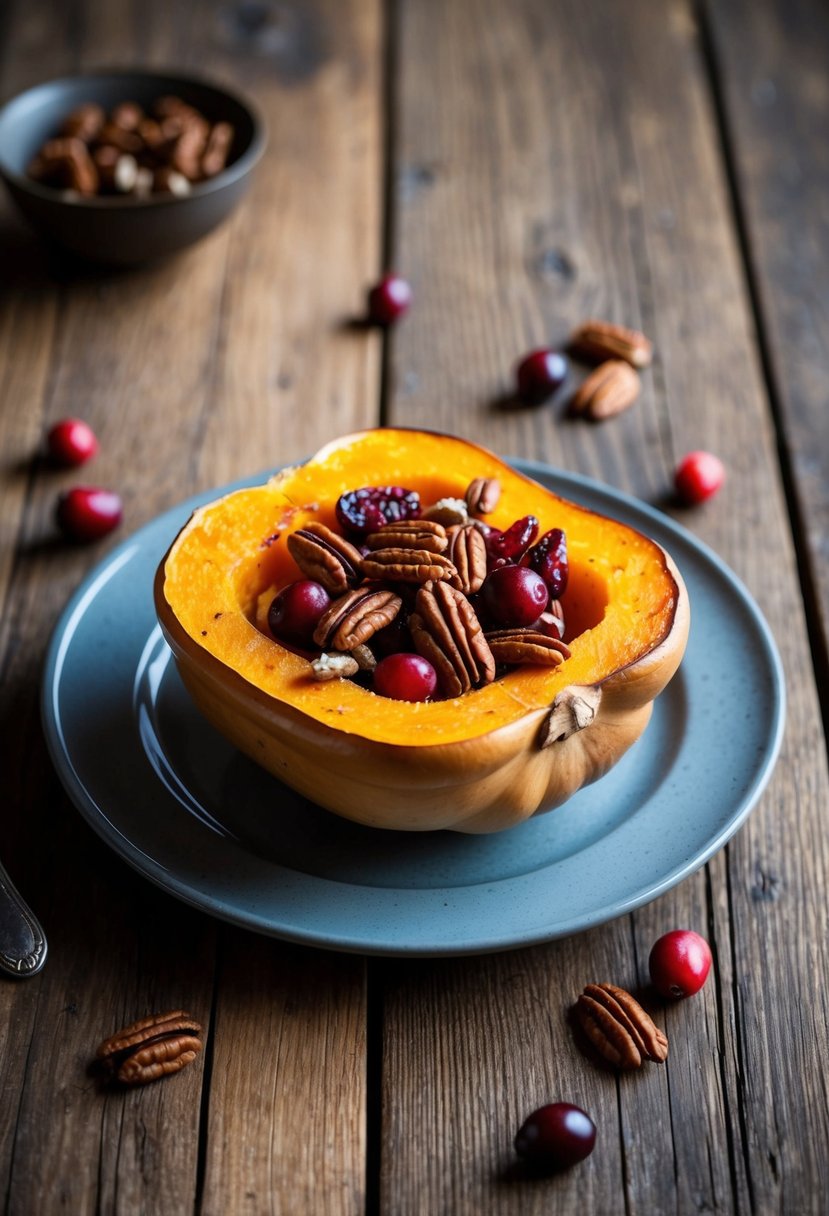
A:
[41, 462, 785, 956]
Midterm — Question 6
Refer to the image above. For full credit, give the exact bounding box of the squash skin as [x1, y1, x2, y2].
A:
[155, 429, 689, 833]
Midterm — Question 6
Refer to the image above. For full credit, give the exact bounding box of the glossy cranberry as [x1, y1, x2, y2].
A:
[649, 929, 712, 999]
[516, 348, 568, 404]
[373, 653, 437, 701]
[482, 564, 548, 628]
[515, 1103, 596, 1171]
[56, 487, 122, 541]
[367, 274, 412, 325]
[674, 451, 725, 505]
[268, 580, 331, 646]
[336, 485, 421, 537]
[485, 514, 539, 564]
[527, 527, 568, 599]
[46, 418, 99, 466]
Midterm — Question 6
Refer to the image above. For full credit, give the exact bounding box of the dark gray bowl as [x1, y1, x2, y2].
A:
[0, 70, 266, 265]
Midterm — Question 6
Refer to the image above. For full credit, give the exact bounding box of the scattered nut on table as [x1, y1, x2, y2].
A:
[95, 1009, 203, 1086]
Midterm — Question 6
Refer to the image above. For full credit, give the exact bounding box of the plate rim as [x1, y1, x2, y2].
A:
[41, 461, 786, 956]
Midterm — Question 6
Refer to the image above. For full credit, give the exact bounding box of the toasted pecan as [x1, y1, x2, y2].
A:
[465, 477, 501, 515]
[361, 548, 457, 584]
[570, 319, 653, 368]
[365, 519, 449, 553]
[575, 983, 668, 1070]
[569, 360, 640, 421]
[447, 524, 488, 595]
[410, 581, 495, 697]
[287, 522, 363, 594]
[485, 630, 571, 666]
[313, 588, 402, 651]
[96, 1009, 203, 1087]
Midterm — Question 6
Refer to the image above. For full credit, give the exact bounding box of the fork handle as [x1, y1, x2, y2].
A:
[0, 858, 47, 978]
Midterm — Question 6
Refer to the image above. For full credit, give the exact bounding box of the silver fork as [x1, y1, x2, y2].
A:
[0, 857, 47, 978]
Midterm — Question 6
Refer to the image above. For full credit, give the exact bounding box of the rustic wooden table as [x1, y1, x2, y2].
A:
[2, 1, 828, 1212]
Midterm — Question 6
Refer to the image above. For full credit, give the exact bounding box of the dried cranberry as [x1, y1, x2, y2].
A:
[485, 514, 538, 564]
[336, 485, 421, 537]
[527, 528, 568, 599]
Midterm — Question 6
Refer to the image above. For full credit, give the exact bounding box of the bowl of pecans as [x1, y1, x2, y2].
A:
[0, 69, 265, 265]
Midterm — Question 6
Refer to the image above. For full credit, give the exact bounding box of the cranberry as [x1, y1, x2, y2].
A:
[674, 451, 725, 505]
[268, 580, 331, 647]
[649, 929, 712, 999]
[482, 565, 548, 628]
[336, 485, 421, 537]
[373, 653, 437, 701]
[46, 418, 99, 466]
[366, 274, 412, 325]
[55, 487, 122, 541]
[527, 528, 568, 599]
[516, 349, 568, 404]
[485, 514, 538, 564]
[515, 1103, 596, 1172]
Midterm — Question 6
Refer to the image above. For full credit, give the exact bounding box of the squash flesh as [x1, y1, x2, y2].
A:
[161, 430, 678, 746]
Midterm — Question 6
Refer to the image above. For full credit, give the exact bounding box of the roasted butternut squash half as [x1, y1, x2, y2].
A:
[155, 429, 688, 832]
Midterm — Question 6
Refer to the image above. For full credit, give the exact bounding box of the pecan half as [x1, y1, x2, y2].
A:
[570, 320, 653, 368]
[313, 588, 402, 651]
[96, 1009, 203, 1086]
[410, 582, 495, 697]
[365, 519, 448, 553]
[485, 630, 571, 666]
[569, 360, 640, 421]
[361, 548, 457, 584]
[447, 524, 488, 595]
[574, 983, 668, 1070]
[287, 522, 363, 594]
[465, 477, 501, 515]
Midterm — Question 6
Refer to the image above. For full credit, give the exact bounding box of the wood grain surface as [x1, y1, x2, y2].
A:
[0, 0, 827, 1213]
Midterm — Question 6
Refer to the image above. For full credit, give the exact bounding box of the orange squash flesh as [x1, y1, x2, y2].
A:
[156, 429, 689, 832]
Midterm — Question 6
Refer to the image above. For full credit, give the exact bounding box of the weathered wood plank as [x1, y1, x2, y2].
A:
[202, 932, 366, 1216]
[381, 0, 829, 1212]
[0, 0, 382, 1212]
[704, 0, 829, 678]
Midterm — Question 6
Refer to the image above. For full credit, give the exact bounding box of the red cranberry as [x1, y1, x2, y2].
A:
[485, 514, 539, 564]
[55, 487, 122, 541]
[268, 580, 331, 646]
[482, 565, 548, 627]
[649, 929, 712, 999]
[516, 348, 568, 404]
[367, 274, 412, 325]
[674, 451, 725, 505]
[47, 418, 99, 466]
[373, 653, 437, 701]
[515, 1103, 596, 1171]
[336, 485, 421, 537]
[527, 528, 568, 599]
